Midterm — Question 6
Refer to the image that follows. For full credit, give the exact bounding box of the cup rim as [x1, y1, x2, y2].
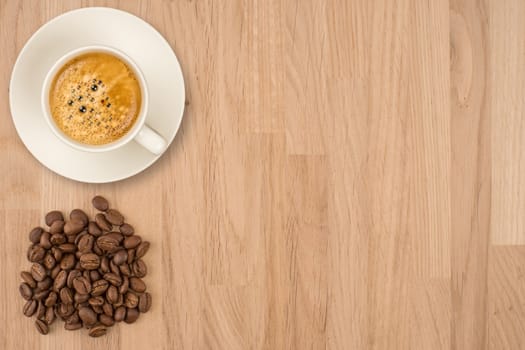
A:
[41, 45, 149, 152]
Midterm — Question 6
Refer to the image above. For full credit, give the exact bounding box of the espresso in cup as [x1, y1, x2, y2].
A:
[49, 52, 141, 145]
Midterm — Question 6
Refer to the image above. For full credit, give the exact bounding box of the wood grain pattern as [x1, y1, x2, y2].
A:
[1, 1, 525, 349]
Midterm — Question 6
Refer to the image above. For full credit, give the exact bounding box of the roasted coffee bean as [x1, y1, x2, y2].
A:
[31, 263, 47, 282]
[138, 292, 152, 313]
[119, 264, 131, 277]
[43, 253, 56, 270]
[114, 292, 124, 307]
[79, 253, 100, 270]
[44, 306, 56, 325]
[23, 299, 38, 317]
[112, 249, 127, 265]
[114, 306, 126, 322]
[50, 233, 66, 245]
[20, 283, 33, 300]
[93, 243, 103, 255]
[21, 271, 37, 288]
[92, 196, 109, 211]
[73, 276, 91, 295]
[50, 265, 61, 279]
[132, 259, 147, 278]
[99, 314, 115, 327]
[106, 209, 124, 226]
[65, 322, 82, 330]
[123, 235, 141, 249]
[97, 234, 120, 252]
[102, 302, 113, 317]
[45, 211, 63, 226]
[90, 270, 101, 281]
[34, 289, 50, 301]
[51, 246, 63, 262]
[89, 296, 105, 307]
[127, 249, 135, 264]
[124, 308, 139, 324]
[45, 291, 58, 307]
[59, 303, 75, 317]
[95, 213, 112, 231]
[124, 292, 139, 308]
[119, 223, 134, 236]
[129, 277, 146, 293]
[59, 287, 74, 304]
[106, 286, 119, 304]
[66, 269, 81, 289]
[64, 219, 85, 235]
[89, 324, 107, 337]
[92, 305, 104, 314]
[36, 301, 46, 319]
[66, 312, 80, 325]
[70, 209, 88, 226]
[135, 241, 150, 258]
[77, 234, 94, 253]
[35, 319, 49, 335]
[28, 245, 46, 262]
[37, 277, 53, 291]
[74, 292, 90, 304]
[103, 272, 122, 286]
[119, 276, 129, 294]
[29, 227, 44, 243]
[91, 279, 109, 296]
[78, 306, 97, 326]
[60, 254, 76, 270]
[88, 221, 103, 236]
[66, 234, 77, 243]
[59, 243, 77, 253]
[39, 232, 52, 249]
[100, 256, 110, 273]
[74, 261, 82, 270]
[49, 220, 65, 234]
[110, 259, 120, 275]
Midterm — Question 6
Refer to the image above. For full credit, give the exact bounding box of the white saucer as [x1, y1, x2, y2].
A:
[9, 7, 185, 183]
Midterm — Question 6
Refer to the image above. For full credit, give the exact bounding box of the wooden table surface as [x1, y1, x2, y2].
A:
[1, 1, 525, 349]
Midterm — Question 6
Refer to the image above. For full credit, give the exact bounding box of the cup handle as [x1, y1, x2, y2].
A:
[133, 124, 166, 155]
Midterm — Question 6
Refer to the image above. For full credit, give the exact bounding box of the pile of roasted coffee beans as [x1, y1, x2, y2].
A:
[19, 196, 151, 337]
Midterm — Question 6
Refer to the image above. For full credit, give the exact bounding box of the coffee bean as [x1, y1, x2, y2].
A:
[80, 253, 100, 270]
[28, 245, 46, 262]
[50, 265, 61, 279]
[119, 276, 129, 294]
[102, 302, 113, 317]
[31, 263, 47, 282]
[34, 289, 50, 301]
[91, 279, 109, 296]
[103, 272, 122, 286]
[124, 308, 139, 324]
[89, 296, 105, 307]
[78, 306, 97, 326]
[64, 322, 82, 330]
[66, 269, 81, 289]
[90, 270, 101, 281]
[100, 256, 110, 273]
[88, 221, 103, 236]
[51, 246, 63, 262]
[59, 287, 74, 304]
[36, 301, 46, 319]
[37, 276, 52, 290]
[123, 235, 141, 249]
[20, 283, 33, 300]
[29, 227, 44, 243]
[114, 292, 124, 307]
[129, 277, 146, 293]
[23, 299, 38, 317]
[89, 324, 107, 337]
[73, 276, 91, 295]
[95, 213, 112, 231]
[127, 248, 135, 264]
[39, 232, 52, 249]
[119, 264, 131, 277]
[45, 291, 58, 307]
[97, 234, 120, 252]
[119, 223, 134, 236]
[49, 220, 65, 234]
[66, 312, 80, 325]
[35, 319, 49, 335]
[132, 259, 147, 278]
[77, 234, 94, 253]
[64, 219, 85, 235]
[60, 254, 76, 270]
[99, 314, 114, 327]
[58, 303, 75, 317]
[92, 196, 109, 211]
[114, 306, 126, 322]
[44, 306, 56, 325]
[74, 292, 90, 304]
[106, 209, 124, 226]
[59, 243, 77, 253]
[21, 271, 37, 288]
[92, 305, 104, 314]
[70, 209, 88, 226]
[106, 285, 119, 304]
[45, 211, 63, 226]
[124, 292, 139, 308]
[66, 233, 77, 243]
[93, 243, 103, 255]
[110, 259, 120, 275]
[135, 241, 150, 258]
[138, 292, 152, 313]
[50, 233, 66, 245]
[43, 253, 56, 270]
[112, 249, 127, 265]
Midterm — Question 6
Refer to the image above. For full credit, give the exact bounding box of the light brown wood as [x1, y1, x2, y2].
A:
[1, 1, 525, 349]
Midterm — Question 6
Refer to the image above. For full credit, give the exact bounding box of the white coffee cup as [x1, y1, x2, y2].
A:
[41, 45, 166, 154]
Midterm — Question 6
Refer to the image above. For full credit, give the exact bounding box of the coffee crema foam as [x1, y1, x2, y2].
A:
[49, 52, 141, 145]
